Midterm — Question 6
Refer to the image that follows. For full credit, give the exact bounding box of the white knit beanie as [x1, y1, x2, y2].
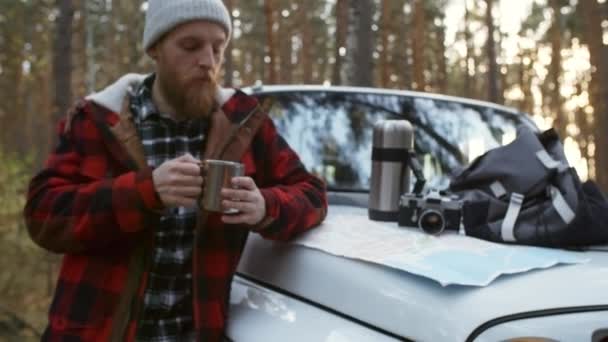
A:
[143, 0, 232, 51]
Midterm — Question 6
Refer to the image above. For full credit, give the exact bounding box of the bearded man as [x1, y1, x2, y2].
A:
[23, 0, 327, 341]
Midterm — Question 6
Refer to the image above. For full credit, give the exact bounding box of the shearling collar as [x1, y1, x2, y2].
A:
[86, 73, 148, 114]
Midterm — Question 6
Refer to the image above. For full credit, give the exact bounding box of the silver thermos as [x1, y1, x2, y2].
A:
[369, 120, 414, 221]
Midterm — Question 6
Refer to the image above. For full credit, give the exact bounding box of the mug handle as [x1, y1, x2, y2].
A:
[200, 160, 208, 176]
[197, 161, 208, 208]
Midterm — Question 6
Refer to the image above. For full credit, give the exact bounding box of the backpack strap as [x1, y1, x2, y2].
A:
[549, 185, 576, 224]
[489, 181, 507, 198]
[501, 192, 524, 242]
[536, 149, 569, 173]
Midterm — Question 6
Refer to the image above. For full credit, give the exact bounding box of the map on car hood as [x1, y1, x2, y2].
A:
[291, 206, 589, 287]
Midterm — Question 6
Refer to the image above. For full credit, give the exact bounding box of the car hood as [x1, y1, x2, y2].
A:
[236, 205, 608, 341]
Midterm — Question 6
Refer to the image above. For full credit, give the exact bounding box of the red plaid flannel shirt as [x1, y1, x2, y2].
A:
[24, 83, 327, 342]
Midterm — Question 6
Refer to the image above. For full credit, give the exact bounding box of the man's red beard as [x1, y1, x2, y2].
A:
[157, 68, 219, 120]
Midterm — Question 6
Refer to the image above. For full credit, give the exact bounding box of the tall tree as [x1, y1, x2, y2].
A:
[234, 0, 266, 85]
[118, 1, 146, 72]
[435, 15, 448, 93]
[463, 0, 473, 97]
[0, 2, 26, 151]
[580, 0, 608, 191]
[380, 0, 409, 89]
[53, 0, 74, 123]
[511, 2, 546, 113]
[277, 4, 293, 84]
[485, 0, 500, 103]
[224, 0, 235, 86]
[497, 30, 509, 105]
[83, 0, 110, 90]
[264, 0, 278, 84]
[412, 0, 426, 90]
[549, 0, 566, 139]
[332, 0, 349, 85]
[379, 0, 391, 88]
[300, 1, 314, 84]
[574, 82, 592, 169]
[84, 0, 97, 93]
[517, 48, 536, 115]
[399, 2, 413, 90]
[345, 0, 374, 86]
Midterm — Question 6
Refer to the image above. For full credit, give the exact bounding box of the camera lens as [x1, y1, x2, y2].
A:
[418, 209, 445, 235]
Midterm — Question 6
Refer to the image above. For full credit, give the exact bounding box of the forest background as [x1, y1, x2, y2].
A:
[0, 0, 607, 338]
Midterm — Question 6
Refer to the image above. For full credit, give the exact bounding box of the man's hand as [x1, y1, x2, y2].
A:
[152, 154, 203, 208]
[220, 177, 266, 226]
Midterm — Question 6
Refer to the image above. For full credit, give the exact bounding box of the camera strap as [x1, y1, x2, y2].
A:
[407, 151, 426, 195]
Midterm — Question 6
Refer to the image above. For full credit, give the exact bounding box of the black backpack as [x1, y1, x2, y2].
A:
[450, 126, 608, 248]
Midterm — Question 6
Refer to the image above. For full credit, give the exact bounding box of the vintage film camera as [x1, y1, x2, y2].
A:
[397, 152, 463, 235]
[398, 190, 463, 235]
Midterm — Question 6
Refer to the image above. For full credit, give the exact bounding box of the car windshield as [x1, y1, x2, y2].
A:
[254, 90, 530, 192]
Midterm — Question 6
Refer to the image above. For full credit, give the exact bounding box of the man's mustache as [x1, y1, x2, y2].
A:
[193, 69, 217, 82]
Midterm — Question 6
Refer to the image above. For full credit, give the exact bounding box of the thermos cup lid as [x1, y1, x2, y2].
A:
[372, 120, 414, 149]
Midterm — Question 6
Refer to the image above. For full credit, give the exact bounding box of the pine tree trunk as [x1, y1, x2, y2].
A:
[96, 1, 115, 87]
[120, 1, 144, 72]
[332, 0, 349, 85]
[485, 0, 499, 103]
[224, 0, 234, 87]
[37, 64, 53, 166]
[380, 0, 390, 88]
[497, 31, 506, 105]
[23, 2, 35, 155]
[84, 0, 99, 93]
[400, 9, 413, 90]
[412, 0, 426, 90]
[550, 0, 566, 139]
[580, 0, 608, 191]
[401, 40, 413, 89]
[345, 0, 374, 86]
[519, 50, 535, 115]
[278, 11, 293, 84]
[301, 2, 313, 84]
[575, 82, 592, 169]
[264, 0, 278, 84]
[437, 18, 448, 94]
[464, 0, 473, 98]
[53, 0, 74, 122]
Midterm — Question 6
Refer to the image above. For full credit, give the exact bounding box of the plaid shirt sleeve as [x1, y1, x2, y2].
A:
[24, 103, 163, 254]
[251, 117, 328, 240]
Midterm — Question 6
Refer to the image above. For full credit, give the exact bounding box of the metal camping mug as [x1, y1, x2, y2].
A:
[201, 160, 245, 213]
